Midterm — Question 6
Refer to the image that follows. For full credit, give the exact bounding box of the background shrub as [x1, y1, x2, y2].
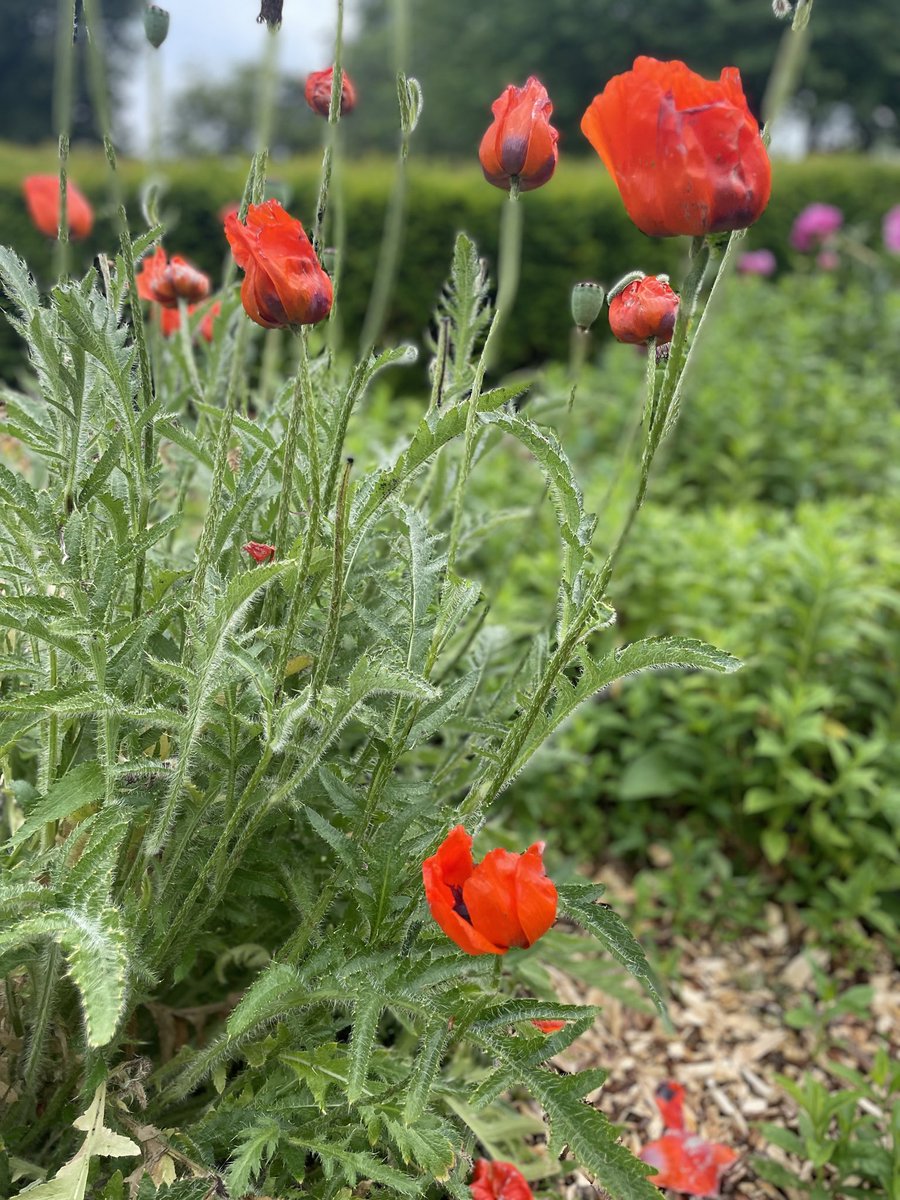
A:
[1, 143, 899, 381]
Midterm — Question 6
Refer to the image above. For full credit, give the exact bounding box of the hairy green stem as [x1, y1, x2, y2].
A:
[53, 0, 77, 281]
[312, 458, 352, 694]
[447, 190, 523, 569]
[312, 0, 346, 253]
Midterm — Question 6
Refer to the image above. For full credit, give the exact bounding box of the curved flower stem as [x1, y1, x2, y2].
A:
[190, 321, 250, 611]
[358, 0, 414, 356]
[53, 0, 77, 282]
[312, 0, 346, 254]
[447, 189, 523, 570]
[273, 333, 323, 689]
[461, 235, 721, 820]
[177, 299, 203, 399]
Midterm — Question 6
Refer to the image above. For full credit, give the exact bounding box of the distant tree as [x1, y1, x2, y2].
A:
[343, 0, 900, 157]
[0, 0, 141, 144]
[167, 66, 322, 158]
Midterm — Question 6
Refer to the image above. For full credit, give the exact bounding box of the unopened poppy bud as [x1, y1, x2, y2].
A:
[305, 68, 357, 118]
[158, 258, 211, 306]
[570, 282, 605, 332]
[143, 5, 170, 48]
[243, 541, 276, 564]
[256, 0, 283, 29]
[479, 77, 559, 193]
[397, 73, 424, 138]
[608, 275, 679, 345]
[772, 0, 793, 16]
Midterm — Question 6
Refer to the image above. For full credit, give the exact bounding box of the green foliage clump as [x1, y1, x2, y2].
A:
[0, 201, 743, 1198]
[491, 272, 900, 950]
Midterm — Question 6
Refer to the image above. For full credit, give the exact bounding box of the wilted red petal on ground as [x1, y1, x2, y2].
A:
[641, 1082, 738, 1197]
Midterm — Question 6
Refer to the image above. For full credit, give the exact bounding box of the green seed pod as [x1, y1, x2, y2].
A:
[143, 4, 170, 48]
[570, 281, 606, 332]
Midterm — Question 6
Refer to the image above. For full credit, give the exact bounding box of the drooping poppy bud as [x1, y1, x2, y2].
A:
[789, 202, 843, 252]
[608, 275, 679, 345]
[243, 541, 276, 564]
[639, 1080, 739, 1197]
[305, 67, 357, 118]
[422, 825, 557, 956]
[22, 174, 93, 240]
[136, 246, 210, 308]
[531, 1019, 566, 1034]
[479, 76, 559, 193]
[470, 1160, 534, 1200]
[581, 57, 771, 238]
[224, 199, 333, 329]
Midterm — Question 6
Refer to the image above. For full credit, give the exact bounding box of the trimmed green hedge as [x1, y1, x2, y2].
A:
[2, 143, 899, 380]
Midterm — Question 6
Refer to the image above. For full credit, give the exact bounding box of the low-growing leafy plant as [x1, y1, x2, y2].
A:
[754, 1047, 900, 1197]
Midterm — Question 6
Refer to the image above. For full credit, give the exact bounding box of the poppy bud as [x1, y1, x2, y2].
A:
[224, 199, 333, 329]
[571, 282, 605, 332]
[257, 0, 283, 28]
[22, 175, 93, 240]
[305, 68, 357, 118]
[143, 5, 170, 48]
[608, 275, 679, 345]
[243, 541, 276, 564]
[157, 258, 211, 306]
[422, 826, 557, 956]
[471, 1161, 534, 1200]
[479, 76, 559, 193]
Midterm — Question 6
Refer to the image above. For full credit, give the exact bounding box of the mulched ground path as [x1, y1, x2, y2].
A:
[552, 867, 900, 1199]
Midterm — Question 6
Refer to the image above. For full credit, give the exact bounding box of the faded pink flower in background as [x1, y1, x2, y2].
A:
[790, 203, 843, 252]
[737, 249, 776, 276]
[883, 205, 900, 254]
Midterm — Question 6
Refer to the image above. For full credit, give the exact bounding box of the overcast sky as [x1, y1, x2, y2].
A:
[122, 0, 353, 151]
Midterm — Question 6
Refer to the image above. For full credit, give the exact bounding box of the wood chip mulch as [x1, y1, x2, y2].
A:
[549, 866, 899, 1199]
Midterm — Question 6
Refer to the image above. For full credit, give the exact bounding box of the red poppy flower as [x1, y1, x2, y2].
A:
[479, 77, 559, 193]
[243, 541, 276, 564]
[640, 1081, 738, 1197]
[305, 67, 357, 117]
[581, 57, 771, 238]
[422, 826, 557, 956]
[22, 174, 93, 240]
[531, 1019, 565, 1034]
[224, 199, 333, 329]
[470, 1160, 534, 1200]
[136, 246, 211, 308]
[608, 275, 679, 345]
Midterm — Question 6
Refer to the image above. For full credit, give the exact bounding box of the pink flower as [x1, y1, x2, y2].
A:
[790, 203, 843, 252]
[883, 205, 900, 255]
[737, 249, 776, 276]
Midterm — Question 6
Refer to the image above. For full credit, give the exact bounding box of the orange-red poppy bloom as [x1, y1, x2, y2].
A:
[470, 1160, 534, 1200]
[243, 541, 276, 564]
[22, 174, 93, 240]
[531, 1019, 566, 1034]
[640, 1081, 738, 1197]
[224, 199, 333, 329]
[422, 825, 557, 956]
[608, 275, 679, 345]
[581, 57, 771, 238]
[136, 246, 211, 308]
[479, 77, 559, 193]
[305, 67, 357, 117]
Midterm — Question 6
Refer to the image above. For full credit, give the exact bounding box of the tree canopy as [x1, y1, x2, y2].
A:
[0, 0, 139, 145]
[342, 0, 900, 156]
